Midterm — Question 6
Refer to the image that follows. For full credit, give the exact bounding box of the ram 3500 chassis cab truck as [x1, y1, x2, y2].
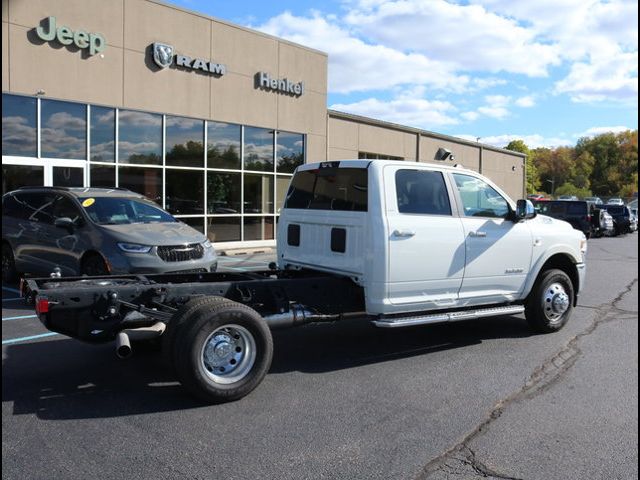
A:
[24, 160, 587, 403]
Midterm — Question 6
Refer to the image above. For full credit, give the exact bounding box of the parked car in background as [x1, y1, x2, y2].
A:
[557, 195, 579, 201]
[599, 210, 615, 236]
[535, 200, 593, 238]
[627, 199, 638, 217]
[607, 197, 624, 206]
[602, 204, 631, 235]
[527, 194, 547, 201]
[584, 196, 603, 205]
[627, 207, 637, 233]
[2, 187, 218, 282]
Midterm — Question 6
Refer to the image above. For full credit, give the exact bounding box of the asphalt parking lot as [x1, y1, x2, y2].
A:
[2, 237, 637, 479]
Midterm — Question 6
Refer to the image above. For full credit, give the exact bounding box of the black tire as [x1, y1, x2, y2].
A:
[525, 268, 574, 333]
[172, 299, 273, 403]
[162, 296, 235, 370]
[2, 243, 18, 284]
[81, 253, 109, 276]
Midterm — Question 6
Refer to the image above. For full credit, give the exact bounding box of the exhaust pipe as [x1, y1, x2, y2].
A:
[263, 304, 341, 329]
[115, 321, 166, 359]
[116, 332, 132, 359]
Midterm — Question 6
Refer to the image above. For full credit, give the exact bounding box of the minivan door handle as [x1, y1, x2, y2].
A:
[392, 229, 416, 238]
[469, 231, 487, 238]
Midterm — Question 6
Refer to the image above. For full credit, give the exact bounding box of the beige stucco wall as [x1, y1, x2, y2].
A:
[481, 149, 525, 200]
[2, 0, 327, 141]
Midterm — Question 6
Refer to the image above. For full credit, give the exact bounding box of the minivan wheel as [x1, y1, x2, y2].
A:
[81, 253, 109, 276]
[2, 244, 18, 283]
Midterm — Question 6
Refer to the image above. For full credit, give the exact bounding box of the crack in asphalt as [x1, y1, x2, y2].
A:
[415, 278, 638, 480]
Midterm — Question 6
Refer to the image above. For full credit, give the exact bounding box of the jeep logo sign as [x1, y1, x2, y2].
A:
[36, 16, 105, 56]
[151, 42, 226, 76]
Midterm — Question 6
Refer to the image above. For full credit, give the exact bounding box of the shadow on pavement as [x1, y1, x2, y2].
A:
[2, 314, 532, 420]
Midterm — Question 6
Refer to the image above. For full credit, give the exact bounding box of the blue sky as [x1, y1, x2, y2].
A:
[169, 0, 638, 149]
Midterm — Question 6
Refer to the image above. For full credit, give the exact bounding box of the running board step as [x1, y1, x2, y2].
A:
[372, 305, 525, 328]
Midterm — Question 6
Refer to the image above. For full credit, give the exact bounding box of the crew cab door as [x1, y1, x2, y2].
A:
[385, 166, 466, 309]
[450, 173, 533, 302]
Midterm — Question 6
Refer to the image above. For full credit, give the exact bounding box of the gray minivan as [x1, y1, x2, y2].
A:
[2, 187, 217, 281]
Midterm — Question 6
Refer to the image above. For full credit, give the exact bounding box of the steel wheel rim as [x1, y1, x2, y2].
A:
[200, 324, 257, 385]
[542, 282, 570, 324]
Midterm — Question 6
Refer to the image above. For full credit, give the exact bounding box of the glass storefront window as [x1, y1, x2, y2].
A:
[177, 216, 204, 234]
[244, 217, 275, 241]
[90, 106, 115, 162]
[118, 110, 162, 165]
[276, 175, 292, 214]
[244, 127, 274, 172]
[244, 174, 274, 214]
[208, 172, 241, 214]
[208, 122, 241, 170]
[2, 94, 37, 157]
[165, 169, 204, 215]
[166, 116, 204, 167]
[207, 217, 241, 242]
[90, 165, 116, 188]
[118, 166, 163, 204]
[40, 99, 86, 159]
[277, 131, 304, 173]
[2, 165, 43, 195]
[52, 166, 84, 187]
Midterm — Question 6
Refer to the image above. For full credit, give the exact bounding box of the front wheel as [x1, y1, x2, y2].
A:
[173, 299, 273, 403]
[525, 269, 574, 333]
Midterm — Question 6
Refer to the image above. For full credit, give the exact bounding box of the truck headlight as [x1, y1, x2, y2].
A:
[117, 242, 152, 254]
[579, 238, 588, 256]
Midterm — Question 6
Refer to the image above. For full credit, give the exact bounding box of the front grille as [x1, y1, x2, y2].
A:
[157, 243, 204, 262]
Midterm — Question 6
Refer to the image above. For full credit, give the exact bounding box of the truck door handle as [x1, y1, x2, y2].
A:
[393, 229, 416, 238]
[469, 231, 487, 238]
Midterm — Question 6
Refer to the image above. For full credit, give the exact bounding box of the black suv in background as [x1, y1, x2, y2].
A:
[534, 200, 593, 238]
[602, 204, 631, 235]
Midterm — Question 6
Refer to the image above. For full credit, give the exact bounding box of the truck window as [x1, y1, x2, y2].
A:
[284, 167, 368, 212]
[452, 173, 509, 219]
[396, 169, 451, 215]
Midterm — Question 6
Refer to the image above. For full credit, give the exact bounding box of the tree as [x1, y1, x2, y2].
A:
[505, 139, 540, 193]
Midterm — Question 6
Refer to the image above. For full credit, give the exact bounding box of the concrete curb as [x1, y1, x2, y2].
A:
[218, 247, 276, 257]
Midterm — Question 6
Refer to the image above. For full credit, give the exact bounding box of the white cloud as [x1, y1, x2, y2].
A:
[461, 111, 480, 121]
[477, 106, 510, 119]
[515, 95, 536, 107]
[455, 133, 573, 148]
[343, 1, 560, 76]
[330, 96, 458, 129]
[575, 126, 632, 137]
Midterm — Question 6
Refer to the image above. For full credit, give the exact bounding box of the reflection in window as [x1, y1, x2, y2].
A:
[52, 167, 84, 187]
[118, 166, 163, 203]
[2, 94, 37, 157]
[244, 127, 273, 172]
[2, 165, 43, 195]
[244, 174, 274, 214]
[244, 217, 274, 241]
[41, 99, 87, 159]
[166, 116, 204, 167]
[90, 165, 116, 188]
[165, 169, 204, 215]
[277, 131, 304, 173]
[177, 216, 204, 234]
[452, 173, 509, 218]
[208, 172, 241, 214]
[276, 175, 291, 213]
[118, 110, 162, 164]
[207, 217, 241, 242]
[208, 122, 241, 170]
[90, 106, 115, 162]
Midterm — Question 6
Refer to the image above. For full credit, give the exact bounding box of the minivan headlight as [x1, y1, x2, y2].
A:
[117, 242, 152, 254]
[203, 239, 213, 249]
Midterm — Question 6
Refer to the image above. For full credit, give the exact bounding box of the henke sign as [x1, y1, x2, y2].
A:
[36, 16, 105, 56]
[257, 72, 304, 96]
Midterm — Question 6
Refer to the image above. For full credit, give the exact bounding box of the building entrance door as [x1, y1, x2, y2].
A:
[1, 159, 87, 195]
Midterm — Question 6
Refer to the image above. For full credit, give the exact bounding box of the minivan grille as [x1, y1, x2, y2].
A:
[157, 243, 204, 262]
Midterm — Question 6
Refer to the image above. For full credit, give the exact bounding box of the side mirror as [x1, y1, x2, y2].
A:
[515, 199, 536, 221]
[54, 217, 75, 231]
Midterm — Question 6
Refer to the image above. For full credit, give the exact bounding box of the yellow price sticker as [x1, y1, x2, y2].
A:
[82, 198, 95, 207]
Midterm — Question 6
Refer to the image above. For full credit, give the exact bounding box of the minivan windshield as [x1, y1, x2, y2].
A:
[79, 197, 177, 225]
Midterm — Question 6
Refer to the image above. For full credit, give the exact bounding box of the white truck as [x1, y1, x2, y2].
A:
[24, 160, 587, 403]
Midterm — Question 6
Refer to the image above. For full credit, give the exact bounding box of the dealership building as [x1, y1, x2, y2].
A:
[2, 0, 525, 248]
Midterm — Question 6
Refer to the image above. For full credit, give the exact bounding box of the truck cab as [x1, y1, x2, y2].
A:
[277, 160, 587, 316]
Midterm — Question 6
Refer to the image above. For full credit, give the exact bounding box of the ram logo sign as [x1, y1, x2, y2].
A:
[151, 42, 226, 76]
